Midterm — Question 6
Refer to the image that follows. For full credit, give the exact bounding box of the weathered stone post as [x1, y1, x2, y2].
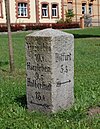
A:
[26, 29, 74, 113]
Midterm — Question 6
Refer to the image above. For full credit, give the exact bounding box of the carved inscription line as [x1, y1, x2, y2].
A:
[56, 80, 71, 87]
[27, 78, 51, 90]
[27, 62, 51, 73]
[55, 52, 71, 62]
[26, 42, 51, 52]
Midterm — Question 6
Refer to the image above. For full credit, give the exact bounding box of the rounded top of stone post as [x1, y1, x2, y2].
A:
[26, 28, 73, 37]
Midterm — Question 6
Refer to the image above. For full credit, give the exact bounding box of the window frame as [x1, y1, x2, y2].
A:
[82, 3, 86, 14]
[51, 3, 59, 18]
[16, 0, 30, 18]
[89, 3, 93, 14]
[41, 2, 49, 18]
[18, 3, 28, 17]
[0, 0, 3, 18]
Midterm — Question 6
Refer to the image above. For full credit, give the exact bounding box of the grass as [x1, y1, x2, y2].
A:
[0, 27, 100, 129]
[64, 27, 100, 38]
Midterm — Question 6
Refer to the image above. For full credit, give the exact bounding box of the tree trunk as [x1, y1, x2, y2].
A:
[5, 0, 14, 72]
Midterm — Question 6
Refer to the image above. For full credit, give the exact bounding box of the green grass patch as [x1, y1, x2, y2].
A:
[0, 28, 100, 129]
[64, 27, 100, 38]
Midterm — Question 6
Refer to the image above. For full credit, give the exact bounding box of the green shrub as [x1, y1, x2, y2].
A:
[65, 10, 74, 23]
[56, 18, 65, 24]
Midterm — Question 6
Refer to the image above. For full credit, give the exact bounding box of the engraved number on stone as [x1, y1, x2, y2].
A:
[65, 66, 68, 73]
[35, 92, 45, 101]
[60, 65, 68, 73]
[35, 73, 44, 82]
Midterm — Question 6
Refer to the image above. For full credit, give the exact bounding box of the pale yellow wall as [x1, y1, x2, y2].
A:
[9, 0, 16, 23]
[92, 0, 100, 26]
[38, 0, 62, 23]
[0, 0, 6, 23]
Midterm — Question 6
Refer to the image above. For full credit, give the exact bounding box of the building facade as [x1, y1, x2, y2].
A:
[0, 0, 100, 26]
[0, 0, 63, 24]
[63, 0, 100, 26]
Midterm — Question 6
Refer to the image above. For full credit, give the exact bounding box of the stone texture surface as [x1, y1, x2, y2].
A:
[26, 28, 74, 113]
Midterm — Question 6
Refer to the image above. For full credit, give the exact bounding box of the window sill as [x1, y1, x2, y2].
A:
[41, 16, 50, 19]
[17, 16, 30, 19]
[51, 16, 59, 19]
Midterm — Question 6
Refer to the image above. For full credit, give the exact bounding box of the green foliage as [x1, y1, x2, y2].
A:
[56, 10, 74, 24]
[64, 27, 100, 38]
[56, 18, 65, 24]
[65, 10, 74, 23]
[0, 28, 100, 129]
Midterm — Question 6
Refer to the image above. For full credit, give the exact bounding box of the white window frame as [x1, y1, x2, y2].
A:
[82, 3, 86, 14]
[89, 4, 92, 14]
[52, 4, 58, 17]
[42, 4, 48, 17]
[18, 3, 28, 17]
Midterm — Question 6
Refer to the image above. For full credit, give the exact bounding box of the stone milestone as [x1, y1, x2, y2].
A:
[26, 28, 74, 113]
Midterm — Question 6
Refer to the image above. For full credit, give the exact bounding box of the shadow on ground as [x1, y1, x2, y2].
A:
[73, 34, 100, 38]
[0, 61, 9, 66]
[15, 95, 27, 108]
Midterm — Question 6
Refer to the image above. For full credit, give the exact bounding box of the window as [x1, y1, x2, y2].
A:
[89, 4, 92, 14]
[68, 2, 73, 10]
[16, 0, 30, 18]
[18, 3, 28, 17]
[52, 4, 58, 17]
[42, 4, 48, 17]
[82, 3, 86, 14]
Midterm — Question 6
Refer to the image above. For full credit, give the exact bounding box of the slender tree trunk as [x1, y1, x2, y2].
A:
[97, 0, 100, 26]
[5, 0, 14, 72]
[75, 0, 77, 22]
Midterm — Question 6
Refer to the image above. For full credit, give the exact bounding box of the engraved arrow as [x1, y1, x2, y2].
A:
[56, 80, 71, 87]
[30, 101, 51, 109]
